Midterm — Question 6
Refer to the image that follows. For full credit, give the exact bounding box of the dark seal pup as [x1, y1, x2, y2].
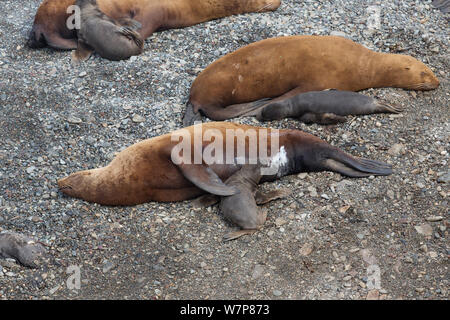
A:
[255, 90, 404, 124]
[0, 232, 46, 268]
[184, 35, 439, 125]
[58, 122, 393, 240]
[72, 0, 144, 62]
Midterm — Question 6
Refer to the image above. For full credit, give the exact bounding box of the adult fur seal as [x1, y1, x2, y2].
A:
[72, 0, 144, 62]
[184, 35, 440, 125]
[28, 0, 281, 51]
[58, 122, 393, 239]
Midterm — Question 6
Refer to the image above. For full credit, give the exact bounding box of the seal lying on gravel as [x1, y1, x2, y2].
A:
[255, 90, 404, 124]
[0, 232, 46, 268]
[72, 0, 144, 62]
[28, 0, 281, 53]
[190, 90, 404, 125]
[58, 122, 393, 240]
[184, 35, 440, 125]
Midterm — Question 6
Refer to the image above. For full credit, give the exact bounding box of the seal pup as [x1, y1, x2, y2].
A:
[184, 35, 439, 125]
[255, 90, 404, 124]
[72, 0, 144, 62]
[0, 232, 46, 268]
[28, 0, 281, 53]
[186, 90, 404, 125]
[58, 122, 393, 240]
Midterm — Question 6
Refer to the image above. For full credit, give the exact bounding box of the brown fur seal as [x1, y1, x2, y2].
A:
[184, 35, 440, 125]
[72, 0, 144, 62]
[58, 122, 393, 239]
[28, 0, 281, 51]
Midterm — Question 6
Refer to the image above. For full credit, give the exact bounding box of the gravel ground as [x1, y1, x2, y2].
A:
[0, 0, 448, 300]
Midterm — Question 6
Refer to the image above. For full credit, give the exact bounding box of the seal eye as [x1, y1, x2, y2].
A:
[404, 67, 411, 70]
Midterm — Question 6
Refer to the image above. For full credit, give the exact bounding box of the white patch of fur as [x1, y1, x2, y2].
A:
[267, 146, 289, 176]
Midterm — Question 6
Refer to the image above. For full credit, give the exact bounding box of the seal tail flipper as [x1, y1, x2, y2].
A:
[177, 163, 239, 196]
[183, 101, 203, 126]
[324, 148, 393, 177]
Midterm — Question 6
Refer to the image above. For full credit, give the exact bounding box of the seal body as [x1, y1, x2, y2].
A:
[186, 35, 440, 123]
[256, 90, 404, 124]
[58, 122, 393, 206]
[28, 0, 281, 50]
[0, 232, 46, 268]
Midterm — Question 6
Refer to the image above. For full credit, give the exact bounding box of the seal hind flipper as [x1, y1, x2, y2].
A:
[72, 40, 94, 63]
[375, 101, 405, 114]
[183, 102, 203, 126]
[324, 149, 393, 177]
[220, 165, 267, 241]
[177, 163, 239, 196]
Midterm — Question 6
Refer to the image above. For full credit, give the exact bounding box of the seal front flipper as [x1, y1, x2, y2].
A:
[117, 27, 144, 47]
[117, 18, 142, 30]
[255, 188, 292, 205]
[222, 229, 259, 242]
[220, 165, 267, 241]
[177, 163, 239, 196]
[298, 112, 348, 125]
[71, 40, 94, 63]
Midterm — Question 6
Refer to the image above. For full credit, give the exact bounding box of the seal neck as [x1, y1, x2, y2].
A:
[367, 53, 408, 88]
